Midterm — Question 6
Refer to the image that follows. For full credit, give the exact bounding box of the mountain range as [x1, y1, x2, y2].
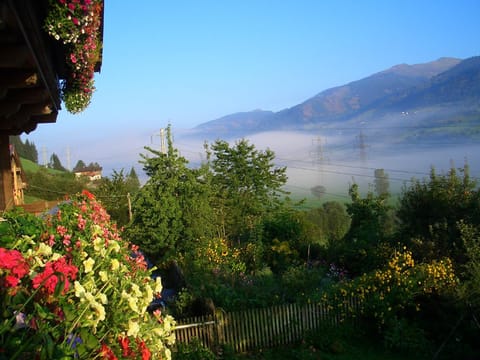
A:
[190, 56, 480, 143]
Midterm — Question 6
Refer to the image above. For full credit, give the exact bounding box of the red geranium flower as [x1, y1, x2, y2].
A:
[32, 257, 78, 295]
[118, 336, 132, 357]
[137, 340, 151, 360]
[99, 343, 118, 360]
[82, 189, 95, 200]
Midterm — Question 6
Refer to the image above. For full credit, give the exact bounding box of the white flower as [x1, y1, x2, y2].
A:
[99, 270, 108, 282]
[83, 257, 95, 273]
[127, 319, 139, 337]
[74, 281, 86, 298]
[154, 276, 163, 294]
[36, 243, 52, 256]
[111, 259, 120, 271]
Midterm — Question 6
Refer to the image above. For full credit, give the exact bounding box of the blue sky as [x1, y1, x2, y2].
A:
[26, 0, 480, 175]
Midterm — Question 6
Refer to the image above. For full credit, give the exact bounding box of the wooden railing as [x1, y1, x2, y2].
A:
[16, 200, 62, 215]
[175, 299, 358, 353]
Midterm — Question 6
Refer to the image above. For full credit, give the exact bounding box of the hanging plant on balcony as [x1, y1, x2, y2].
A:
[44, 0, 103, 114]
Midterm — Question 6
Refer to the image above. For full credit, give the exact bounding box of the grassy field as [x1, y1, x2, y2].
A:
[20, 158, 65, 175]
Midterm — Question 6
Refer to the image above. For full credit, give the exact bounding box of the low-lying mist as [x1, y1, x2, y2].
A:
[176, 129, 480, 202]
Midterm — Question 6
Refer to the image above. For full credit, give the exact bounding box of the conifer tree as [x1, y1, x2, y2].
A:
[49, 153, 66, 171]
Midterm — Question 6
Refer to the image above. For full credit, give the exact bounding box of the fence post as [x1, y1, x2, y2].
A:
[215, 309, 226, 351]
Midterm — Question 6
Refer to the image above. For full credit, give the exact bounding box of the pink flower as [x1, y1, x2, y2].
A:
[47, 234, 56, 246]
[63, 234, 72, 246]
[57, 225, 68, 237]
[70, 53, 77, 64]
[77, 214, 86, 230]
[72, 17, 79, 26]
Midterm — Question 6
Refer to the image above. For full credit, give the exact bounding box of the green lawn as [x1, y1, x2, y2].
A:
[20, 158, 65, 175]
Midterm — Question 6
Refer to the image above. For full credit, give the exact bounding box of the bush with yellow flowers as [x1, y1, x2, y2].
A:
[321, 248, 458, 326]
[0, 191, 175, 359]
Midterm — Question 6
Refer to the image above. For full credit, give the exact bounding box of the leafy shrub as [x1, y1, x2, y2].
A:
[320, 248, 458, 332]
[303, 322, 355, 354]
[173, 338, 216, 360]
[383, 317, 431, 355]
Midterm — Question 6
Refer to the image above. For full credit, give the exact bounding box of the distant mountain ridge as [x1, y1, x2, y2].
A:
[191, 56, 480, 139]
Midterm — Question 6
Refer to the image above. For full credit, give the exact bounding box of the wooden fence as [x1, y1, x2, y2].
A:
[175, 299, 358, 353]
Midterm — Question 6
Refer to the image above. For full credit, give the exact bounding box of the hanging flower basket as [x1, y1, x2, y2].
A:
[44, 0, 103, 114]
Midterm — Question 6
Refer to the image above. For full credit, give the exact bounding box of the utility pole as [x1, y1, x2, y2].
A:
[66, 146, 71, 171]
[310, 136, 328, 182]
[160, 128, 166, 155]
[356, 131, 368, 163]
[151, 128, 167, 155]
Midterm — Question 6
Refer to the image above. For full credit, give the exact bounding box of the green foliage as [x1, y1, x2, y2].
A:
[0, 208, 45, 248]
[280, 265, 326, 303]
[262, 205, 318, 271]
[10, 136, 38, 163]
[329, 184, 394, 276]
[126, 126, 216, 262]
[48, 153, 66, 171]
[173, 338, 216, 360]
[209, 138, 287, 243]
[457, 221, 480, 308]
[397, 165, 480, 263]
[305, 201, 351, 246]
[304, 322, 357, 355]
[320, 248, 458, 347]
[25, 167, 88, 200]
[127, 166, 141, 189]
[0, 192, 175, 359]
[383, 317, 431, 355]
[72, 160, 86, 172]
[94, 169, 140, 227]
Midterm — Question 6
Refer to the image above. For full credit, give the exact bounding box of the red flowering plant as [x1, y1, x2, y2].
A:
[0, 191, 175, 359]
[44, 0, 103, 114]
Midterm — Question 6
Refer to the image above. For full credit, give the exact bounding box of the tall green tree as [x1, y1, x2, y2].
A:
[9, 136, 38, 163]
[305, 201, 351, 245]
[73, 160, 87, 172]
[209, 139, 288, 243]
[331, 184, 394, 276]
[126, 166, 141, 192]
[125, 127, 216, 263]
[48, 153, 66, 171]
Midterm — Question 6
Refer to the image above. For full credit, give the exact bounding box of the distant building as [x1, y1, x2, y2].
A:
[74, 170, 102, 181]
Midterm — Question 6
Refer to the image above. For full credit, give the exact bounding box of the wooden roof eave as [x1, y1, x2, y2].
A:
[7, 0, 61, 114]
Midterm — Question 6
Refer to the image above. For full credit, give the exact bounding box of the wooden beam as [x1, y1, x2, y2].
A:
[32, 111, 57, 124]
[0, 104, 55, 132]
[20, 102, 53, 116]
[0, 70, 39, 88]
[0, 101, 21, 116]
[8, 0, 61, 112]
[5, 87, 48, 103]
[0, 44, 31, 67]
